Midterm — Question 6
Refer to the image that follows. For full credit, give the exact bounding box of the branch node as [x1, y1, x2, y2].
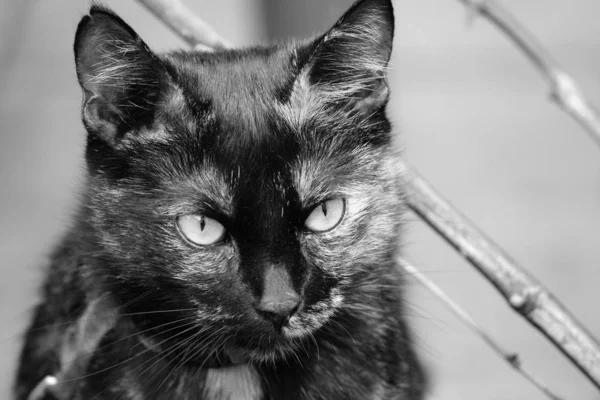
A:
[400, 258, 564, 400]
[506, 352, 521, 368]
[193, 43, 214, 52]
[550, 71, 586, 113]
[509, 286, 540, 315]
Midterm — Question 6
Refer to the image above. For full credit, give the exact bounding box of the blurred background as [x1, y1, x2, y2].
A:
[1, 0, 599, 398]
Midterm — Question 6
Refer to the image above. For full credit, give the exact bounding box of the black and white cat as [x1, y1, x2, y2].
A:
[15, 0, 427, 398]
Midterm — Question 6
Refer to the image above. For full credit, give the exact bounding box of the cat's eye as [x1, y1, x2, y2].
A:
[304, 198, 345, 233]
[176, 215, 226, 246]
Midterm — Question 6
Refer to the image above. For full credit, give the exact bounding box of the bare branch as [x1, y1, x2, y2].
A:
[136, 0, 230, 50]
[401, 167, 600, 389]
[459, 0, 600, 148]
[399, 258, 565, 400]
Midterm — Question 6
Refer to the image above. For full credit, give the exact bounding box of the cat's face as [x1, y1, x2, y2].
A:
[75, 0, 400, 363]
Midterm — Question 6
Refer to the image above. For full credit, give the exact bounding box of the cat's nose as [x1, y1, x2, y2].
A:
[256, 297, 300, 326]
[255, 264, 301, 328]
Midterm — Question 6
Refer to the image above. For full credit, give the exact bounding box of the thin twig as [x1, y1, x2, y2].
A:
[399, 257, 564, 400]
[136, 0, 230, 50]
[459, 0, 600, 148]
[401, 167, 600, 389]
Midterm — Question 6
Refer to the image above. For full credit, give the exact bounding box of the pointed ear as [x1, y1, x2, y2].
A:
[74, 6, 165, 144]
[304, 0, 394, 113]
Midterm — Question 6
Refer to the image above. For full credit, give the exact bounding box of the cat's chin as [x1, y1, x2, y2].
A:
[223, 327, 309, 365]
[234, 342, 304, 365]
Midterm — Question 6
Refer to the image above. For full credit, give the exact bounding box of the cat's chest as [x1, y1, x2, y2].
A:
[203, 364, 263, 400]
[79, 338, 264, 400]
[137, 363, 264, 400]
[81, 364, 263, 400]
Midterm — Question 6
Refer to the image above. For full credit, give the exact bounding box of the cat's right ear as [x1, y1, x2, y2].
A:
[74, 6, 164, 145]
[293, 0, 394, 116]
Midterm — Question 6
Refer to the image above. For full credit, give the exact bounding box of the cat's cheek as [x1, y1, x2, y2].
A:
[188, 299, 237, 322]
[299, 236, 344, 279]
[173, 245, 237, 279]
[299, 208, 368, 275]
[282, 287, 344, 339]
[337, 190, 403, 266]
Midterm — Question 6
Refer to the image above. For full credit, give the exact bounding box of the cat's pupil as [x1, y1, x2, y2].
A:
[322, 202, 328, 217]
[199, 216, 206, 231]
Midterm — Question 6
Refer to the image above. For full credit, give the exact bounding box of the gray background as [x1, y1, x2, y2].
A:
[1, 0, 599, 398]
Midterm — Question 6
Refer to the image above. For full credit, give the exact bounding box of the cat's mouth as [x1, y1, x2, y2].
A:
[137, 326, 299, 368]
[183, 341, 299, 368]
[221, 323, 310, 364]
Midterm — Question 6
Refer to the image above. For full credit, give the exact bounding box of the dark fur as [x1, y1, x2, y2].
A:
[15, 1, 427, 399]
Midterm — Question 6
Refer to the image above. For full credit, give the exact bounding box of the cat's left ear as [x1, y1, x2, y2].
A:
[302, 0, 394, 113]
[74, 6, 166, 145]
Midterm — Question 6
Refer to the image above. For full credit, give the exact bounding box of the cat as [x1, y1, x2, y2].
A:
[14, 0, 427, 399]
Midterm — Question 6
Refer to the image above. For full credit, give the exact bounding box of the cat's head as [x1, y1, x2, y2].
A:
[75, 0, 402, 363]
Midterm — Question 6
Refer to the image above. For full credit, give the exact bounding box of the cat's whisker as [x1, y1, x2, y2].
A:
[127, 317, 201, 350]
[59, 344, 155, 387]
[89, 323, 202, 400]
[59, 316, 198, 372]
[286, 342, 303, 367]
[147, 328, 207, 394]
[307, 330, 321, 362]
[400, 300, 455, 328]
[58, 319, 200, 384]
[179, 326, 223, 374]
[294, 337, 309, 359]
[194, 326, 228, 362]
[329, 319, 357, 347]
[116, 307, 200, 317]
[12, 306, 198, 341]
[117, 288, 157, 309]
[155, 330, 206, 391]
[159, 322, 221, 388]
[190, 326, 231, 379]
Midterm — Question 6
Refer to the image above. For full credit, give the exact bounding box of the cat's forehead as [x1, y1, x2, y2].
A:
[163, 47, 297, 138]
[154, 46, 386, 209]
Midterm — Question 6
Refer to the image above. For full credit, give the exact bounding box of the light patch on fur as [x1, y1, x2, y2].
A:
[292, 145, 378, 205]
[83, 38, 150, 90]
[274, 69, 377, 134]
[160, 84, 198, 134]
[189, 300, 237, 322]
[275, 7, 391, 130]
[368, 381, 388, 400]
[283, 288, 344, 339]
[157, 161, 235, 218]
[138, 124, 168, 143]
[120, 124, 170, 146]
[293, 146, 405, 294]
[162, 85, 187, 114]
[274, 74, 319, 131]
[204, 364, 262, 400]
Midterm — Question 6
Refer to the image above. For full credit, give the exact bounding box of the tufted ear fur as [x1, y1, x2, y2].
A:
[302, 0, 394, 114]
[74, 6, 166, 145]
